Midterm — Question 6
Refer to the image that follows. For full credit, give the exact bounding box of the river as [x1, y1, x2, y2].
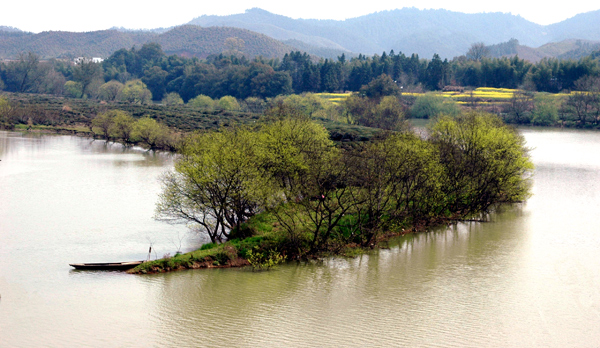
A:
[0, 129, 599, 347]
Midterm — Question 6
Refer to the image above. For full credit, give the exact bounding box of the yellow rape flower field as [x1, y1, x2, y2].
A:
[316, 89, 571, 106]
[315, 93, 352, 105]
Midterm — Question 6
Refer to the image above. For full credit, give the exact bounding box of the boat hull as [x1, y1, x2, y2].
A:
[69, 261, 144, 270]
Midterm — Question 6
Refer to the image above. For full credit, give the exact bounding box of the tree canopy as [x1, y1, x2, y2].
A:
[155, 113, 533, 254]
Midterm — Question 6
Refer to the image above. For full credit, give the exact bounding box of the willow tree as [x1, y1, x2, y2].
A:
[120, 79, 152, 104]
[429, 112, 533, 217]
[155, 128, 270, 243]
[91, 111, 115, 140]
[350, 132, 444, 238]
[257, 118, 357, 252]
[0, 97, 14, 128]
[109, 111, 136, 143]
[133, 117, 168, 149]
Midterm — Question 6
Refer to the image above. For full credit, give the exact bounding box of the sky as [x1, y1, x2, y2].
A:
[3, 1, 599, 33]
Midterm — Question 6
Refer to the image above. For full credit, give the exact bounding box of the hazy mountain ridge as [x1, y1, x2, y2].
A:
[189, 8, 600, 59]
[2, 8, 600, 62]
[0, 26, 23, 33]
[546, 11, 600, 42]
[0, 30, 153, 59]
[486, 38, 600, 62]
[0, 25, 297, 60]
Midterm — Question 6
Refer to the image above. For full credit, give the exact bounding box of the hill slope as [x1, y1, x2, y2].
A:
[155, 25, 296, 59]
[0, 25, 297, 60]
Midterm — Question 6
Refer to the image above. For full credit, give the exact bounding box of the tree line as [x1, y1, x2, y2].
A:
[2, 43, 599, 104]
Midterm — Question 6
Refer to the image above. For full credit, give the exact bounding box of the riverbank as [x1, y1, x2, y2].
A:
[128, 212, 467, 275]
[0, 92, 381, 145]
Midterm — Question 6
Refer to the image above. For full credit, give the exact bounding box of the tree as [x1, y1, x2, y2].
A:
[243, 97, 266, 113]
[98, 80, 124, 101]
[156, 128, 269, 243]
[429, 112, 533, 217]
[410, 94, 461, 119]
[531, 94, 559, 126]
[505, 91, 534, 124]
[0, 97, 14, 128]
[109, 111, 136, 143]
[39, 69, 66, 95]
[371, 96, 409, 131]
[91, 111, 116, 139]
[217, 96, 240, 111]
[1, 52, 45, 93]
[359, 74, 400, 99]
[120, 79, 152, 104]
[566, 91, 594, 125]
[257, 118, 353, 252]
[63, 81, 83, 98]
[466, 42, 490, 61]
[72, 60, 103, 98]
[142, 66, 168, 101]
[320, 59, 343, 92]
[568, 76, 600, 125]
[277, 93, 327, 118]
[133, 117, 167, 149]
[162, 92, 184, 106]
[188, 94, 215, 110]
[425, 54, 449, 90]
[347, 95, 408, 131]
[346, 132, 443, 244]
[343, 94, 373, 125]
[224, 37, 245, 55]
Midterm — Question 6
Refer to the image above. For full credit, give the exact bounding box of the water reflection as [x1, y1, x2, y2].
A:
[0, 131, 172, 168]
[143, 205, 535, 347]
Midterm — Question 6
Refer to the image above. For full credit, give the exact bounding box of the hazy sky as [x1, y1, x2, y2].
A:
[3, 1, 599, 33]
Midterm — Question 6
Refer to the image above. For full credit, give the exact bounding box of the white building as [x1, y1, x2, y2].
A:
[74, 57, 104, 65]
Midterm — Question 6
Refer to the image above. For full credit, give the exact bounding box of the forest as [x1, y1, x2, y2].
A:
[2, 41, 600, 132]
[2, 42, 600, 102]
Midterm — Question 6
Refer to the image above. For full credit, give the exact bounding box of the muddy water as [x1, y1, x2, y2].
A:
[1, 129, 599, 347]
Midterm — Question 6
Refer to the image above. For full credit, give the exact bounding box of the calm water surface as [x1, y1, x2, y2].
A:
[1, 129, 599, 347]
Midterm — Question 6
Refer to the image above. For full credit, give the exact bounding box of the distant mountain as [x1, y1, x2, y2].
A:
[546, 11, 600, 42]
[0, 30, 153, 59]
[189, 8, 548, 59]
[109, 26, 172, 34]
[0, 26, 23, 33]
[0, 25, 297, 60]
[189, 8, 600, 59]
[486, 38, 600, 62]
[154, 25, 296, 59]
[4, 8, 600, 62]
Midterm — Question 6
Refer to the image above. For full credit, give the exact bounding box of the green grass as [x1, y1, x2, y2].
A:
[130, 212, 281, 274]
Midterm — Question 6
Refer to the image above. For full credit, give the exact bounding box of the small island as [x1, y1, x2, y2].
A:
[130, 111, 532, 274]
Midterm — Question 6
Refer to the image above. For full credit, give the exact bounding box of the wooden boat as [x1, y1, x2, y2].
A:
[69, 261, 144, 270]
